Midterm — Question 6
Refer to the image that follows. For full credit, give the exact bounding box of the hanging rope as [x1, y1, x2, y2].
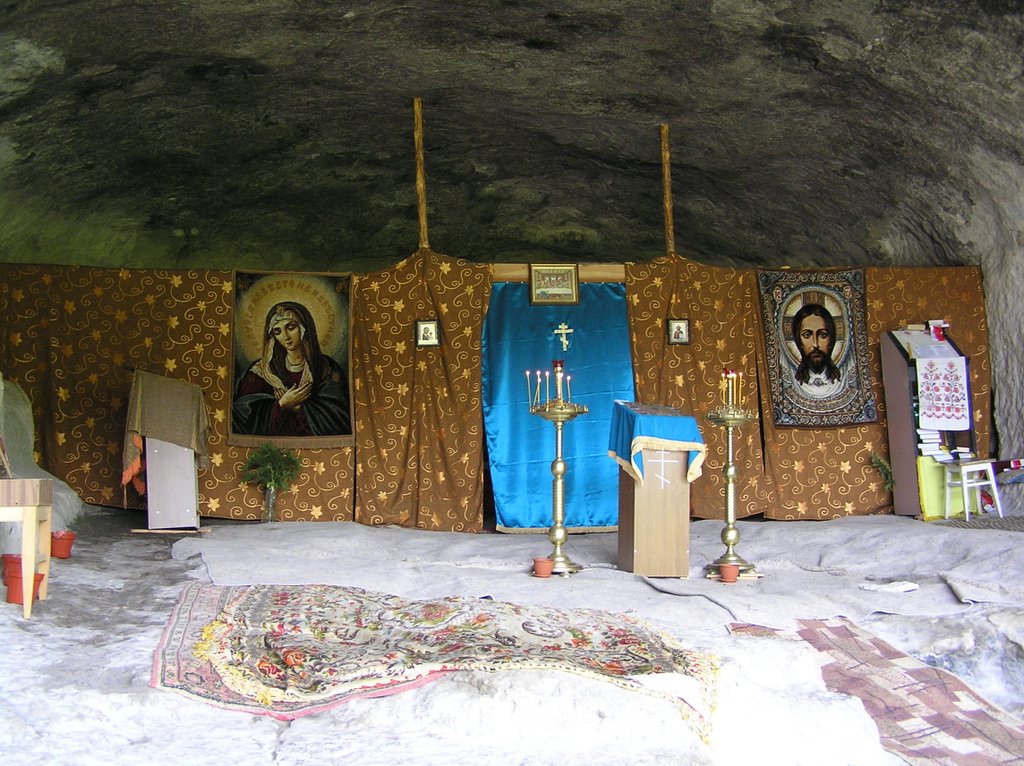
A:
[413, 97, 430, 251]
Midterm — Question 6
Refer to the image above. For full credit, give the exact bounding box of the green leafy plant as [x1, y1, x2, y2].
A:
[241, 442, 301, 491]
[870, 452, 894, 493]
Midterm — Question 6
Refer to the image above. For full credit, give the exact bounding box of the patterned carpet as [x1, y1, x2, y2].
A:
[934, 515, 1024, 532]
[153, 583, 718, 738]
[730, 618, 1024, 765]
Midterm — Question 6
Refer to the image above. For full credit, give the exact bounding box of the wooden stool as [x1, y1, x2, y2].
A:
[0, 478, 53, 618]
[943, 460, 1004, 521]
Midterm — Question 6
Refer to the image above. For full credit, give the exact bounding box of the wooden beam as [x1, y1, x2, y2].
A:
[413, 97, 429, 251]
[660, 123, 675, 257]
[491, 263, 625, 282]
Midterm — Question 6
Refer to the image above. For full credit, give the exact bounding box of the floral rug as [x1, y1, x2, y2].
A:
[730, 617, 1024, 765]
[153, 582, 718, 735]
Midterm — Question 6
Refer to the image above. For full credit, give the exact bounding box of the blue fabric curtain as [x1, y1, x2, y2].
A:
[482, 282, 634, 529]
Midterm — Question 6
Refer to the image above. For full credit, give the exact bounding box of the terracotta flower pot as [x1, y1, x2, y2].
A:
[2, 553, 22, 586]
[533, 557, 554, 578]
[719, 563, 740, 583]
[51, 530, 76, 559]
[6, 571, 44, 605]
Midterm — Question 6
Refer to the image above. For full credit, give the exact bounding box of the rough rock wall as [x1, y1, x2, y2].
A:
[0, 0, 1022, 466]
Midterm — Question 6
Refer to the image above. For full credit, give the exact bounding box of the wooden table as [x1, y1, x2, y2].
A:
[0, 478, 53, 617]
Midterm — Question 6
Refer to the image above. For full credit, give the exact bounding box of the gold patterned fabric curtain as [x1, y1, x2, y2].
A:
[351, 249, 492, 531]
[0, 266, 243, 513]
[624, 254, 773, 519]
[755, 268, 890, 519]
[756, 266, 990, 520]
[866, 267, 991, 461]
[0, 262, 990, 527]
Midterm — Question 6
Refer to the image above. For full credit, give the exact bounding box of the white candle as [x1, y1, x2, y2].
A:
[525, 370, 531, 403]
[545, 370, 550, 403]
[535, 371, 542, 406]
[566, 375, 572, 402]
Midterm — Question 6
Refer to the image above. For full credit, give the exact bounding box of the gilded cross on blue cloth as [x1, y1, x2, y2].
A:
[553, 322, 574, 351]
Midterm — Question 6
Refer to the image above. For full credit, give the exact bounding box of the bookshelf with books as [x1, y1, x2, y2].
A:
[880, 325, 977, 516]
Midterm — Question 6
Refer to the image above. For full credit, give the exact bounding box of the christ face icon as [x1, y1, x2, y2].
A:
[798, 314, 832, 371]
[791, 303, 841, 392]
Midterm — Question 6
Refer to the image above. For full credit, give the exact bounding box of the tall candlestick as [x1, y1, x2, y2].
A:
[706, 367, 758, 578]
[527, 359, 588, 576]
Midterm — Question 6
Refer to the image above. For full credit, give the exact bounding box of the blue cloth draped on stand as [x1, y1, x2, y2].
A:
[607, 401, 707, 483]
[482, 282, 634, 530]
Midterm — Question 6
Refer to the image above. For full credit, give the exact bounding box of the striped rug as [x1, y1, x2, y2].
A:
[730, 617, 1024, 765]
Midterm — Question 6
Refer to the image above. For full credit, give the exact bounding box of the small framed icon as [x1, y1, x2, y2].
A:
[667, 318, 690, 345]
[416, 320, 440, 348]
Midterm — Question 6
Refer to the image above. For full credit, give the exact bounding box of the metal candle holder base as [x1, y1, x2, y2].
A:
[705, 403, 758, 576]
[528, 357, 588, 575]
[532, 399, 588, 574]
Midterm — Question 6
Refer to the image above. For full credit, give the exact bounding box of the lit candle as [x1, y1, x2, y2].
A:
[545, 370, 550, 403]
[726, 369, 735, 407]
[566, 375, 572, 402]
[555, 367, 563, 401]
[737, 371, 743, 404]
[526, 370, 531, 403]
[535, 370, 542, 407]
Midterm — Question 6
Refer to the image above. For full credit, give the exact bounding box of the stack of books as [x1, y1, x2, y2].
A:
[916, 429, 974, 462]
[916, 428, 952, 461]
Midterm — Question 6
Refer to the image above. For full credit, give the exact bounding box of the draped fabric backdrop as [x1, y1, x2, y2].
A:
[482, 282, 634, 530]
[0, 262, 991, 527]
[351, 249, 492, 531]
[625, 255, 773, 519]
[754, 266, 992, 519]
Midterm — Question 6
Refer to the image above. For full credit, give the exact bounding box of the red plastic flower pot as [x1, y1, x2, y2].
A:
[51, 530, 76, 559]
[1, 553, 22, 586]
[6, 572, 44, 605]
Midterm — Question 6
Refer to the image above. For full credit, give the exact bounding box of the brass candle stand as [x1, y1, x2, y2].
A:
[705, 369, 758, 576]
[528, 360, 588, 575]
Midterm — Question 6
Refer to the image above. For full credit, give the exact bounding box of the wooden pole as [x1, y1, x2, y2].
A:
[414, 97, 430, 251]
[660, 123, 675, 257]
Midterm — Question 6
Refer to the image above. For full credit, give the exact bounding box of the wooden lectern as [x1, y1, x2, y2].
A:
[122, 370, 209, 530]
[608, 401, 706, 577]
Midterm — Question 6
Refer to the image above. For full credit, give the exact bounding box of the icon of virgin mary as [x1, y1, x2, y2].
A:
[232, 301, 351, 437]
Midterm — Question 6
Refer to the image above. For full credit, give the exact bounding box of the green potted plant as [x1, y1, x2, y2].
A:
[870, 452, 894, 493]
[241, 442, 302, 522]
